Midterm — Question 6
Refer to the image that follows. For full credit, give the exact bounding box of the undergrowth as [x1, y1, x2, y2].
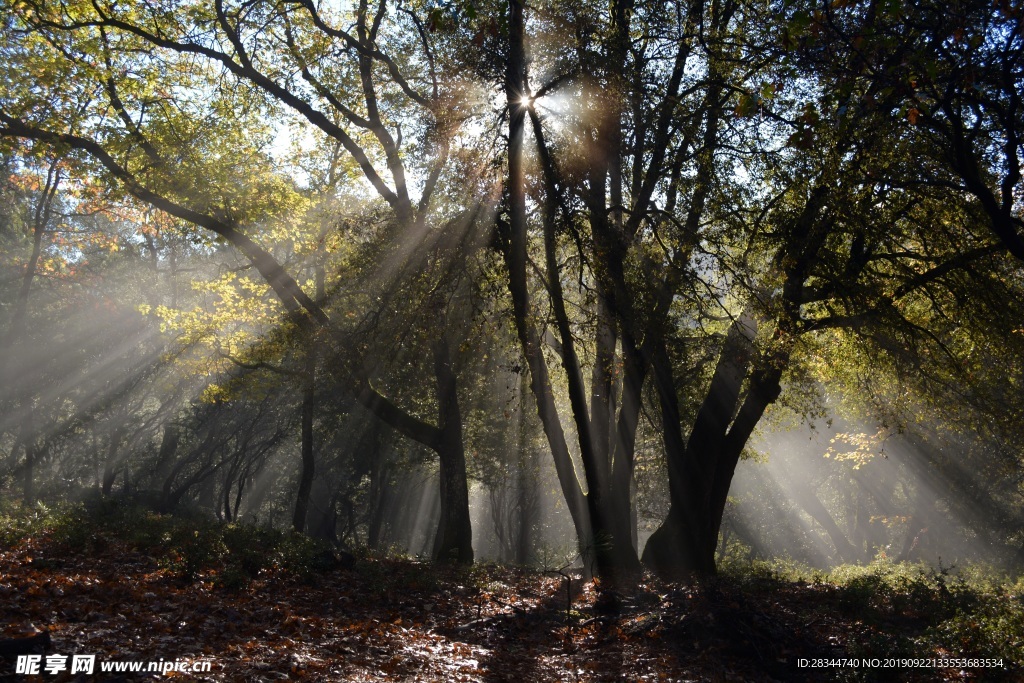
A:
[3, 498, 1023, 677]
[722, 555, 1024, 675]
[1, 497, 340, 588]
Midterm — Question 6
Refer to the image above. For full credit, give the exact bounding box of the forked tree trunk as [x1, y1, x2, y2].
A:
[643, 313, 786, 577]
[795, 489, 861, 564]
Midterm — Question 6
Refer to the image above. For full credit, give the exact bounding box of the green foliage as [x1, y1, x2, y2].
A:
[222, 524, 284, 577]
[0, 0, 1022, 586]
[0, 496, 344, 587]
[0, 498, 80, 548]
[725, 557, 1024, 673]
[928, 595, 1024, 666]
[163, 524, 228, 580]
[719, 554, 818, 584]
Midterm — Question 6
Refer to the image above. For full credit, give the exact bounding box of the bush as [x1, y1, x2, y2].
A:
[746, 556, 1024, 677]
[164, 524, 227, 579]
[222, 524, 283, 577]
[1, 494, 345, 585]
[0, 499, 82, 548]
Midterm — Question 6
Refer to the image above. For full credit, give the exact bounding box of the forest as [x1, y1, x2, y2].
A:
[1, 0, 1023, 679]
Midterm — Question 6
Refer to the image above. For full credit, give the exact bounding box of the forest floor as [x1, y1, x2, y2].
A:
[1, 504, 1021, 682]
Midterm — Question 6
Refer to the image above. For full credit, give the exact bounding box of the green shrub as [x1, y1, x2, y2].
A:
[0, 500, 83, 548]
[223, 524, 283, 577]
[773, 557, 1024, 676]
[278, 532, 336, 576]
[162, 523, 227, 579]
[924, 591, 1024, 666]
[214, 565, 254, 592]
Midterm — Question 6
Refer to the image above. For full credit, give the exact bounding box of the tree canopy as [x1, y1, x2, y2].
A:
[1, 0, 1021, 580]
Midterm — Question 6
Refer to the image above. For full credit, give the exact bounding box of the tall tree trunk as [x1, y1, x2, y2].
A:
[367, 450, 390, 549]
[292, 337, 318, 533]
[430, 324, 473, 564]
[101, 425, 125, 496]
[152, 423, 180, 489]
[222, 474, 234, 522]
[504, 0, 591, 550]
[705, 359, 785, 560]
[517, 23, 641, 579]
[577, 0, 646, 581]
[293, 265, 324, 533]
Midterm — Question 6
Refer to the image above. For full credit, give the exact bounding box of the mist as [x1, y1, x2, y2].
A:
[727, 411, 1023, 572]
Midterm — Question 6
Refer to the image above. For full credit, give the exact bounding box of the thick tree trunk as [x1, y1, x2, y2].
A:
[642, 314, 760, 577]
[152, 423, 180, 488]
[512, 378, 538, 565]
[514, 456, 536, 565]
[610, 330, 646, 552]
[646, 153, 835, 576]
[430, 329, 473, 564]
[705, 361, 784, 555]
[644, 318, 789, 578]
[585, 293, 641, 580]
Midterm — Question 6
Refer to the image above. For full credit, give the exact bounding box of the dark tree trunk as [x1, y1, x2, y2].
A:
[584, 290, 641, 580]
[293, 265, 323, 534]
[292, 346, 317, 533]
[514, 456, 536, 566]
[101, 425, 125, 496]
[233, 463, 249, 523]
[222, 476, 234, 522]
[367, 457, 390, 549]
[611, 333, 646, 555]
[430, 328, 473, 564]
[197, 473, 216, 512]
[152, 423, 180, 488]
[795, 489, 861, 564]
[503, 0, 591, 550]
[707, 359, 786, 548]
[642, 314, 766, 577]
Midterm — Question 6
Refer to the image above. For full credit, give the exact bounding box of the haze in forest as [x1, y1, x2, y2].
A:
[1, 0, 1022, 581]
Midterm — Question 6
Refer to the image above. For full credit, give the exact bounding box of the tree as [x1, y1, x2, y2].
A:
[2, 0, 1021, 581]
[0, 0, 485, 563]
[0, 153, 64, 505]
[808, 0, 1022, 261]
[500, 0, 1022, 577]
